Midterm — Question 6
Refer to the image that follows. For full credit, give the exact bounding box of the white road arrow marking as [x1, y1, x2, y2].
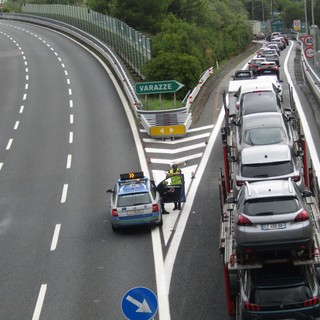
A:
[126, 295, 152, 313]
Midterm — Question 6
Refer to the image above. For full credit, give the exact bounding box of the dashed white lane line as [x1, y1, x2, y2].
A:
[6, 139, 13, 150]
[23, 93, 27, 100]
[19, 105, 24, 113]
[50, 224, 61, 251]
[60, 184, 68, 203]
[0, 163, 3, 171]
[32, 284, 47, 320]
[69, 132, 73, 144]
[69, 100, 73, 108]
[66, 154, 72, 169]
[70, 114, 74, 124]
[14, 121, 19, 130]
[68, 88, 72, 95]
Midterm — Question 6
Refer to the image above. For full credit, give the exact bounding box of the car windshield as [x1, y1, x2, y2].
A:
[251, 59, 264, 65]
[243, 196, 301, 216]
[254, 285, 312, 306]
[250, 265, 312, 306]
[117, 192, 151, 207]
[243, 127, 286, 146]
[241, 161, 294, 178]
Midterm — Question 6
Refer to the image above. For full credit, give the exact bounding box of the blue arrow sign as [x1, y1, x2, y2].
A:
[122, 287, 158, 320]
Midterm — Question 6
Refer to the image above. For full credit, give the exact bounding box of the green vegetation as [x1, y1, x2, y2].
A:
[5, 0, 320, 97]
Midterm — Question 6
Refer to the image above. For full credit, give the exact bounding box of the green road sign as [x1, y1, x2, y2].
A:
[135, 80, 184, 95]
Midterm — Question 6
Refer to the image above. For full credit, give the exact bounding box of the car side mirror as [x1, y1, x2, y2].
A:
[302, 190, 313, 198]
[228, 155, 237, 163]
[226, 196, 236, 204]
[106, 189, 114, 194]
[296, 150, 304, 157]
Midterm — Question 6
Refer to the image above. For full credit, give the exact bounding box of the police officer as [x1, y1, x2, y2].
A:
[166, 164, 182, 210]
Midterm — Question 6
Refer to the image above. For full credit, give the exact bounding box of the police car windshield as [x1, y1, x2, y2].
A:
[117, 193, 151, 207]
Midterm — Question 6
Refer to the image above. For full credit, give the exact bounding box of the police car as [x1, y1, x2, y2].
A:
[106, 172, 162, 231]
[106, 171, 186, 231]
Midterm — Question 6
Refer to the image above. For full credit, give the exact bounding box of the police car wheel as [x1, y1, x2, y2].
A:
[111, 224, 118, 232]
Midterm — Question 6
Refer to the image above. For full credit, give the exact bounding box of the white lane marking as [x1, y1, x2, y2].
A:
[66, 154, 72, 169]
[6, 139, 13, 150]
[68, 88, 72, 96]
[25, 83, 28, 90]
[48, 33, 172, 319]
[19, 105, 24, 113]
[50, 224, 61, 251]
[143, 132, 211, 144]
[0, 163, 3, 171]
[60, 184, 68, 203]
[285, 42, 320, 179]
[64, 70, 68, 76]
[23, 93, 27, 100]
[32, 284, 47, 320]
[58, 57, 62, 61]
[26, 75, 29, 80]
[25, 68, 28, 73]
[14, 121, 19, 130]
[69, 100, 73, 108]
[67, 78, 70, 85]
[70, 114, 74, 124]
[152, 165, 198, 245]
[145, 143, 206, 154]
[150, 153, 203, 164]
[24, 61, 27, 66]
[69, 132, 73, 143]
[61, 63, 65, 68]
[164, 109, 225, 291]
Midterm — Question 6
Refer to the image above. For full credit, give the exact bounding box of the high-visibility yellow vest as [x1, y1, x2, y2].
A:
[169, 169, 182, 185]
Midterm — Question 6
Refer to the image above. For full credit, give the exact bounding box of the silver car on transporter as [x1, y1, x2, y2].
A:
[231, 144, 305, 196]
[232, 179, 314, 263]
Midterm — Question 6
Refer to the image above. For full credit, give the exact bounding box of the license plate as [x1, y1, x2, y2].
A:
[261, 223, 286, 230]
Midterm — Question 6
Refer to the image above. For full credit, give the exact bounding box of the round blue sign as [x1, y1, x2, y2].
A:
[121, 287, 158, 320]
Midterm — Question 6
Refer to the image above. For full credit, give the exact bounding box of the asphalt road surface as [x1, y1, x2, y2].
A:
[0, 20, 319, 320]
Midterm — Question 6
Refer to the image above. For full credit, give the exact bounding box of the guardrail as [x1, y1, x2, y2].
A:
[0, 13, 215, 137]
[299, 39, 320, 105]
[1, 13, 143, 114]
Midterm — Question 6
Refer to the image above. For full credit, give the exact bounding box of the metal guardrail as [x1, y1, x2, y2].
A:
[0, 13, 215, 137]
[1, 13, 143, 115]
[299, 39, 320, 105]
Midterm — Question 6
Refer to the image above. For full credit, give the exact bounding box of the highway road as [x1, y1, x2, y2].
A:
[0, 20, 319, 320]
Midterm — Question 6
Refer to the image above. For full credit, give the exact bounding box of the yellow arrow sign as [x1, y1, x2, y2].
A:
[150, 125, 186, 137]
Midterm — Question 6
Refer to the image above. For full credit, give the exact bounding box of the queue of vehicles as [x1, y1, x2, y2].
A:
[220, 38, 320, 319]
